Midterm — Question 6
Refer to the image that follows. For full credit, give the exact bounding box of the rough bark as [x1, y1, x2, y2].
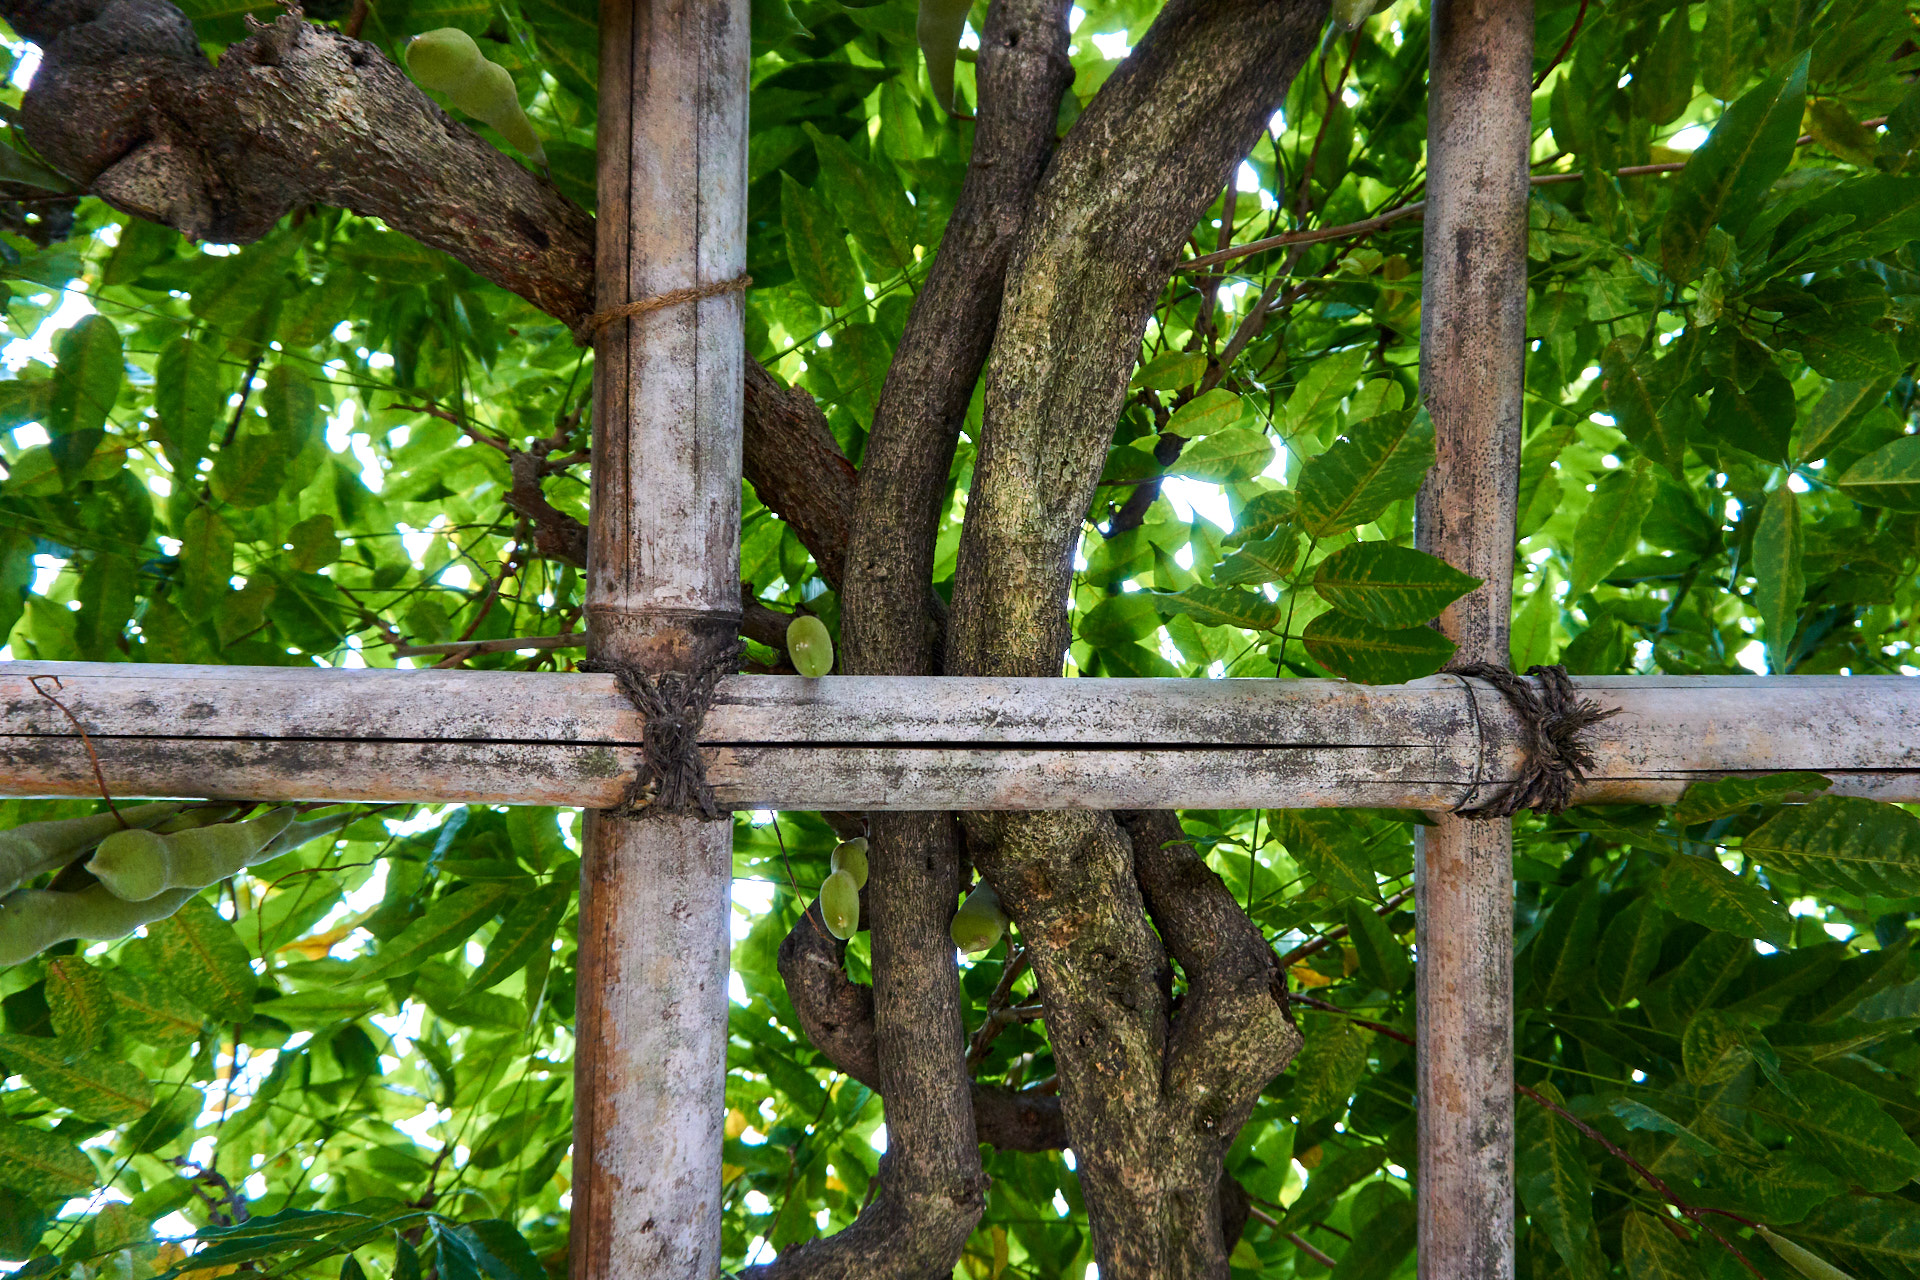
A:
[940, 0, 1326, 1271]
[764, 0, 1074, 1271]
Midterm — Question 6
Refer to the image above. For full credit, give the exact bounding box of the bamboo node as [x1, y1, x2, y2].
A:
[573, 274, 752, 345]
[584, 643, 741, 820]
[1446, 663, 1620, 818]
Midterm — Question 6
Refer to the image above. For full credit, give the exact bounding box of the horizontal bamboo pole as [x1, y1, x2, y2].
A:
[1, 662, 1916, 810]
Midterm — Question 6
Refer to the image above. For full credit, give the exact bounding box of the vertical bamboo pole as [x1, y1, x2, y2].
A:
[571, 0, 748, 1274]
[1414, 1, 1532, 1277]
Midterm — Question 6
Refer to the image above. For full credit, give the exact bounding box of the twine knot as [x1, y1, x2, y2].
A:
[1446, 662, 1620, 818]
[584, 643, 740, 820]
[574, 274, 752, 346]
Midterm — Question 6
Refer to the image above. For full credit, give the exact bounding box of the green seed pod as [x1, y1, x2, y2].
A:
[406, 28, 486, 95]
[830, 837, 869, 890]
[407, 29, 547, 164]
[1331, 0, 1381, 30]
[949, 882, 1008, 954]
[0, 884, 197, 969]
[0, 802, 183, 899]
[819, 869, 861, 940]
[787, 614, 835, 677]
[89, 809, 296, 902]
[917, 0, 973, 116]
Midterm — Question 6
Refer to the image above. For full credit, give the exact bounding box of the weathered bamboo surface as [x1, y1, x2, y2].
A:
[2, 662, 1916, 809]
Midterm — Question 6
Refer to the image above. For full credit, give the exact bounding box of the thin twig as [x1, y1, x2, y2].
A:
[1532, 0, 1589, 91]
[28, 675, 124, 825]
[393, 631, 586, 657]
[966, 947, 1033, 1069]
[394, 401, 512, 453]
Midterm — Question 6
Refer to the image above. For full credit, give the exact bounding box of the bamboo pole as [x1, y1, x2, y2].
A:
[5, 664, 1919, 809]
[1414, 2, 1533, 1277]
[569, 0, 748, 1273]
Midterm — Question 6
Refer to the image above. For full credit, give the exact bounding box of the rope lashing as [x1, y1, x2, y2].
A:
[584, 643, 741, 820]
[1446, 662, 1621, 818]
[573, 274, 752, 346]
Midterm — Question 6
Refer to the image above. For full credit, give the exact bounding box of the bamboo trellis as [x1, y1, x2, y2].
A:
[5, 0, 1917, 1277]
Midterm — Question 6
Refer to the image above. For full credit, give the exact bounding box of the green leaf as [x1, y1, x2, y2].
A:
[1674, 773, 1832, 826]
[1327, 1198, 1415, 1280]
[46, 316, 123, 485]
[179, 506, 236, 621]
[0, 1120, 95, 1197]
[1703, 366, 1795, 463]
[153, 336, 223, 476]
[1078, 592, 1161, 647]
[1296, 408, 1436, 538]
[1601, 339, 1686, 476]
[1517, 1081, 1593, 1277]
[781, 173, 860, 310]
[1661, 52, 1810, 282]
[1278, 1144, 1384, 1233]
[100, 967, 204, 1051]
[1530, 878, 1602, 1005]
[1301, 611, 1455, 684]
[1146, 584, 1282, 632]
[1622, 1210, 1704, 1280]
[1753, 487, 1803, 673]
[1289, 1016, 1372, 1125]
[1681, 1008, 1752, 1086]
[1695, 1157, 1842, 1225]
[44, 956, 111, 1051]
[1772, 1070, 1920, 1192]
[1567, 460, 1656, 598]
[0, 1033, 153, 1122]
[358, 882, 518, 984]
[147, 896, 258, 1023]
[1607, 1099, 1717, 1158]
[1132, 351, 1206, 391]
[1165, 389, 1247, 438]
[1170, 428, 1272, 484]
[1655, 855, 1792, 948]
[1758, 1228, 1857, 1280]
[1282, 347, 1368, 434]
[1273, 810, 1378, 902]
[262, 363, 319, 449]
[1630, 6, 1695, 127]
[1836, 435, 1920, 512]
[1211, 530, 1299, 586]
[443, 1221, 544, 1280]
[1780, 1194, 1920, 1276]
[804, 125, 914, 272]
[1744, 796, 1920, 899]
[211, 433, 291, 509]
[1313, 542, 1480, 629]
[0, 1185, 48, 1258]
[1226, 489, 1296, 544]
[1344, 900, 1408, 993]
[1596, 895, 1667, 1009]
[464, 881, 570, 996]
[1801, 378, 1892, 464]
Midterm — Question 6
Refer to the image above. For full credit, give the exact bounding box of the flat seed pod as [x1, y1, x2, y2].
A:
[830, 838, 869, 890]
[787, 615, 835, 677]
[950, 882, 1008, 954]
[819, 869, 861, 940]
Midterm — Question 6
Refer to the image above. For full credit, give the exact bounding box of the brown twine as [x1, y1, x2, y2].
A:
[583, 643, 741, 820]
[573, 274, 752, 346]
[1445, 662, 1621, 819]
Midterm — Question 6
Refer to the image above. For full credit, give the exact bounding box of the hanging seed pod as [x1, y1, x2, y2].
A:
[830, 837, 869, 890]
[406, 28, 547, 164]
[949, 882, 1008, 954]
[1331, 0, 1382, 30]
[0, 803, 183, 899]
[819, 869, 861, 940]
[786, 614, 835, 677]
[89, 809, 296, 902]
[0, 884, 198, 968]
